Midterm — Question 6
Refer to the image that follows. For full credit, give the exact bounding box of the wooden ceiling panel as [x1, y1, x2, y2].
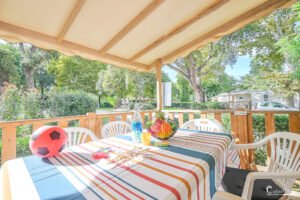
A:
[0, 0, 296, 71]
[64, 0, 152, 50]
[108, 0, 210, 59]
[137, 0, 266, 64]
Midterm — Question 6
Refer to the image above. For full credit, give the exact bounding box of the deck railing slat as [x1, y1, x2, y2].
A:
[2, 126, 17, 163]
[214, 113, 222, 123]
[265, 113, 276, 157]
[289, 113, 300, 133]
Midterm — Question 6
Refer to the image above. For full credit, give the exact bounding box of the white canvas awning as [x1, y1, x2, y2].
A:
[0, 0, 295, 71]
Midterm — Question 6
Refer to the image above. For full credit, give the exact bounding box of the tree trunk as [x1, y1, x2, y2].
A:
[24, 68, 35, 89]
[193, 85, 205, 103]
[98, 95, 101, 108]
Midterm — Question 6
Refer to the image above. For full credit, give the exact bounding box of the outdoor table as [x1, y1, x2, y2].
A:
[0, 129, 232, 200]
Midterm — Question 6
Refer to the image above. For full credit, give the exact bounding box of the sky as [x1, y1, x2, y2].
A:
[225, 55, 251, 79]
[163, 55, 251, 82]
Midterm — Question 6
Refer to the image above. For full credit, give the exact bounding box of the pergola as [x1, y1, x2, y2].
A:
[0, 0, 296, 110]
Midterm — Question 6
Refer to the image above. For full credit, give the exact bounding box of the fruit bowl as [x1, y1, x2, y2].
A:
[145, 112, 178, 140]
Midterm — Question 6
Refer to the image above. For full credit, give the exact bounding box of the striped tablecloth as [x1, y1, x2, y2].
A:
[0, 129, 232, 200]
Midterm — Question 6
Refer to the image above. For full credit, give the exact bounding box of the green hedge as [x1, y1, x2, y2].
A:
[252, 114, 289, 166]
[0, 86, 98, 120]
[0, 86, 98, 164]
[46, 90, 98, 117]
[166, 102, 224, 110]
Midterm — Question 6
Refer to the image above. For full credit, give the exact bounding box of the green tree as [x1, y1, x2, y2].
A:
[202, 73, 237, 101]
[34, 68, 54, 98]
[171, 82, 180, 102]
[237, 3, 300, 107]
[0, 84, 22, 120]
[162, 71, 171, 82]
[21, 89, 44, 119]
[166, 35, 238, 103]
[0, 44, 21, 86]
[127, 71, 156, 100]
[18, 44, 51, 89]
[48, 55, 106, 94]
[175, 74, 193, 102]
[97, 66, 169, 107]
[97, 66, 127, 100]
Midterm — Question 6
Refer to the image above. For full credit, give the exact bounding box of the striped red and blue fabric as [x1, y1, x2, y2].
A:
[0, 129, 232, 200]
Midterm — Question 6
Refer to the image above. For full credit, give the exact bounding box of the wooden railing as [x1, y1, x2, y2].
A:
[0, 109, 299, 168]
[0, 110, 156, 164]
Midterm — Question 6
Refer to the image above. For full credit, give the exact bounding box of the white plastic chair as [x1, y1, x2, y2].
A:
[181, 118, 223, 132]
[213, 132, 300, 200]
[101, 121, 131, 138]
[63, 127, 98, 147]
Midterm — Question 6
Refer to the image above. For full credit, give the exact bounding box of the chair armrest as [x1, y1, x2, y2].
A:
[232, 132, 297, 151]
[213, 191, 245, 200]
[231, 136, 269, 150]
[242, 171, 300, 200]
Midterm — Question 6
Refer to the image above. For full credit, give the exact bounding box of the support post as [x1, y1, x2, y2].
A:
[234, 111, 252, 169]
[156, 59, 163, 111]
[265, 113, 275, 157]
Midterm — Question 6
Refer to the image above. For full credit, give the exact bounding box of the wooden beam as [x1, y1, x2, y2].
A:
[152, 0, 295, 66]
[98, 0, 165, 56]
[129, 0, 229, 61]
[57, 0, 86, 43]
[0, 21, 149, 71]
[156, 59, 163, 110]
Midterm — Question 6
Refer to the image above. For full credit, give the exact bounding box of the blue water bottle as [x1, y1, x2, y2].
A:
[131, 108, 143, 143]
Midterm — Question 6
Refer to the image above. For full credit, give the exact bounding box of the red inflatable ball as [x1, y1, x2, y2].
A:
[30, 126, 68, 158]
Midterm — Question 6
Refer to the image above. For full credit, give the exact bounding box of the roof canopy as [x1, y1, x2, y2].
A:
[0, 0, 295, 71]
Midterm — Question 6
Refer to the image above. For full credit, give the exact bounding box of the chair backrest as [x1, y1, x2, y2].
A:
[101, 121, 131, 138]
[264, 132, 300, 190]
[63, 127, 98, 147]
[181, 118, 223, 132]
